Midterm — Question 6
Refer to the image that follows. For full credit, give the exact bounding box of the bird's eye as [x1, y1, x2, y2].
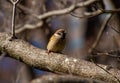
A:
[57, 32, 62, 35]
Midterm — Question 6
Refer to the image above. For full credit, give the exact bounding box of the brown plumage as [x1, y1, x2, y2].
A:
[47, 29, 66, 53]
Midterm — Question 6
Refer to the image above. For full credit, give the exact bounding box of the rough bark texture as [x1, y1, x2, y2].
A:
[0, 33, 120, 83]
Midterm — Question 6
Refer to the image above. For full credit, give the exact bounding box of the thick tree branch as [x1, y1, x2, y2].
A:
[0, 33, 120, 82]
[31, 75, 104, 83]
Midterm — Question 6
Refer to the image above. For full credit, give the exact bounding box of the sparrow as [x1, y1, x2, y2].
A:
[47, 29, 66, 53]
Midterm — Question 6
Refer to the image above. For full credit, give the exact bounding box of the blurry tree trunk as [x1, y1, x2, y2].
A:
[67, 0, 87, 58]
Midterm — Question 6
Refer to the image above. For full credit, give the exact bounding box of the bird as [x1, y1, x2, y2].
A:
[47, 29, 66, 53]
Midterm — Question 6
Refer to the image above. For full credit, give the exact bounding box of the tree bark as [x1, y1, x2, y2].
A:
[0, 33, 120, 83]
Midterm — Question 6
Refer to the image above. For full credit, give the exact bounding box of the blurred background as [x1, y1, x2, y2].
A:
[0, 0, 120, 83]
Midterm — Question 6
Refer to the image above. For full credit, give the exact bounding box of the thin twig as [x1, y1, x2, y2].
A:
[15, 0, 97, 33]
[71, 9, 102, 18]
[18, 0, 98, 20]
[71, 8, 120, 18]
[10, 0, 19, 38]
[103, 8, 120, 13]
[15, 21, 43, 33]
[93, 49, 120, 58]
[16, 1, 120, 34]
[111, 26, 120, 33]
[90, 59, 120, 83]
[88, 14, 113, 54]
[17, 0, 101, 20]
[14, 0, 120, 34]
[37, 0, 97, 19]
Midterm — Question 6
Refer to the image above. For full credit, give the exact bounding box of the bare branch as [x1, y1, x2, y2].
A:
[88, 14, 113, 54]
[15, 0, 97, 33]
[10, 0, 19, 4]
[18, 0, 120, 19]
[71, 8, 120, 18]
[10, 0, 20, 38]
[70, 9, 102, 18]
[15, 21, 43, 33]
[90, 59, 120, 83]
[17, 0, 98, 20]
[103, 8, 120, 13]
[16, 0, 120, 34]
[0, 33, 120, 82]
[36, 0, 97, 19]
[92, 49, 120, 58]
[111, 26, 120, 33]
